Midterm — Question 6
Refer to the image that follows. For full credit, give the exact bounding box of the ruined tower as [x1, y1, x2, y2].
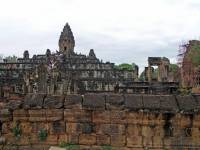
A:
[59, 23, 75, 56]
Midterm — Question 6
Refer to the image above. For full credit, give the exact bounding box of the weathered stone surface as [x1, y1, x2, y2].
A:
[68, 133, 79, 144]
[152, 136, 163, 148]
[125, 95, 143, 110]
[24, 94, 44, 109]
[5, 100, 22, 110]
[96, 134, 110, 145]
[1, 145, 50, 150]
[64, 109, 91, 123]
[127, 124, 142, 136]
[160, 95, 178, 113]
[58, 134, 68, 144]
[127, 135, 142, 147]
[43, 96, 64, 109]
[79, 134, 96, 145]
[13, 109, 29, 121]
[64, 95, 82, 109]
[20, 122, 32, 134]
[66, 123, 93, 134]
[49, 121, 65, 134]
[66, 123, 81, 134]
[176, 95, 197, 113]
[126, 112, 143, 124]
[2, 93, 200, 149]
[180, 114, 193, 127]
[29, 109, 46, 122]
[0, 109, 12, 122]
[106, 94, 124, 110]
[46, 109, 63, 121]
[2, 122, 14, 134]
[3, 133, 18, 145]
[83, 94, 105, 110]
[81, 123, 94, 134]
[143, 95, 160, 111]
[43, 134, 58, 145]
[110, 134, 126, 147]
[110, 110, 126, 124]
[92, 110, 110, 124]
[142, 126, 154, 137]
[143, 136, 153, 148]
[194, 95, 200, 111]
[31, 122, 49, 133]
[96, 124, 125, 135]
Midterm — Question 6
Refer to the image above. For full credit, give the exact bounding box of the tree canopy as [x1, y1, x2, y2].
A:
[187, 44, 200, 66]
[114, 63, 137, 71]
[4, 55, 18, 62]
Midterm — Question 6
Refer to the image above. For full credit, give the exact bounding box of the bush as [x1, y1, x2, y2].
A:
[12, 122, 21, 139]
[101, 145, 115, 150]
[38, 129, 48, 141]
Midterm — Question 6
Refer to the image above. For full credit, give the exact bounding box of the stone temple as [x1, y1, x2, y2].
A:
[1, 23, 199, 150]
[0, 23, 139, 97]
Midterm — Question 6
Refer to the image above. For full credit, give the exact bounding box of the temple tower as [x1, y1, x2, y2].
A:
[59, 23, 75, 56]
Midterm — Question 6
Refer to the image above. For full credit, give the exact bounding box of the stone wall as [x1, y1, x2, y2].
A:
[1, 94, 200, 150]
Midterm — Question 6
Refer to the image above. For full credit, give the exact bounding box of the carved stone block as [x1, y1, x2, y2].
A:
[64, 109, 91, 123]
[83, 94, 105, 110]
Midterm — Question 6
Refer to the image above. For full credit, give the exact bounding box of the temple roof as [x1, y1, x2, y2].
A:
[59, 23, 74, 41]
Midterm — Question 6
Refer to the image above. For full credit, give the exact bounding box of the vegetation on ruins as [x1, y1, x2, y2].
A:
[177, 87, 192, 95]
[11, 122, 21, 139]
[59, 141, 80, 150]
[169, 64, 178, 74]
[101, 145, 116, 150]
[38, 129, 48, 141]
[187, 44, 200, 66]
[114, 63, 137, 71]
[2, 55, 17, 63]
[178, 40, 200, 88]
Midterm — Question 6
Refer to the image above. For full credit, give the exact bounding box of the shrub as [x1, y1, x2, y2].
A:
[38, 129, 48, 141]
[101, 145, 115, 150]
[12, 122, 21, 139]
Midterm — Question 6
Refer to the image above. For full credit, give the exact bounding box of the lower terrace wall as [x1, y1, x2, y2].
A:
[0, 94, 200, 150]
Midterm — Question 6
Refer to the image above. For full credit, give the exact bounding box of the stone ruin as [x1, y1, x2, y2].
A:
[0, 23, 179, 99]
[0, 23, 199, 150]
[0, 94, 200, 150]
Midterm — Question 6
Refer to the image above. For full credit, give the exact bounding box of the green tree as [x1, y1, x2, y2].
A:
[5, 55, 17, 62]
[115, 63, 137, 71]
[187, 44, 200, 66]
[169, 64, 178, 73]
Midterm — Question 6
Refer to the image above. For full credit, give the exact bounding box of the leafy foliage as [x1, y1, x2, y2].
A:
[178, 87, 192, 95]
[186, 44, 200, 67]
[12, 122, 21, 139]
[38, 129, 48, 141]
[169, 64, 178, 73]
[4, 55, 18, 63]
[115, 63, 137, 71]
[101, 145, 115, 150]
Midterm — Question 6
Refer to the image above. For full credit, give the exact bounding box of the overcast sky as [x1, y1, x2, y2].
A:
[0, 0, 200, 73]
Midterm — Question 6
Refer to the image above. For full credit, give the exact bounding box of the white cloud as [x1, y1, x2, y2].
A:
[0, 0, 200, 73]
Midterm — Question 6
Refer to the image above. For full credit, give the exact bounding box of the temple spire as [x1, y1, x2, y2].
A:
[59, 23, 75, 56]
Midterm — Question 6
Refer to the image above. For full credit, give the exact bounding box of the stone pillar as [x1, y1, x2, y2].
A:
[148, 65, 152, 82]
[157, 65, 162, 82]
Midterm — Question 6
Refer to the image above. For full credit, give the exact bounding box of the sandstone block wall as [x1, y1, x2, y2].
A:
[0, 94, 200, 150]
